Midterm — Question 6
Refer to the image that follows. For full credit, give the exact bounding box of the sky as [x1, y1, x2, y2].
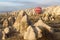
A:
[0, 0, 60, 12]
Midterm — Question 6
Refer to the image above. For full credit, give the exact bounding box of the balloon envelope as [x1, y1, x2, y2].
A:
[35, 7, 42, 14]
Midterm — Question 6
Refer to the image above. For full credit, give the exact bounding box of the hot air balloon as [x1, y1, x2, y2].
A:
[35, 7, 42, 14]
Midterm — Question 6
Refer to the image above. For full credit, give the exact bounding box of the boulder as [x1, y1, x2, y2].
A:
[34, 19, 53, 32]
[24, 25, 42, 40]
[18, 14, 29, 36]
[13, 10, 26, 31]
[13, 13, 29, 36]
[3, 19, 9, 27]
[2, 27, 10, 40]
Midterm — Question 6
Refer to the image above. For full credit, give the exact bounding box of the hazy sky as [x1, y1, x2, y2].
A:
[0, 0, 60, 11]
[0, 0, 60, 6]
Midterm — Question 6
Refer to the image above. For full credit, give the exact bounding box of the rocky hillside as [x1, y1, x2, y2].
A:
[0, 6, 60, 40]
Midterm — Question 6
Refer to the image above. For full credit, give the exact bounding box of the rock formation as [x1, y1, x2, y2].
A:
[24, 25, 42, 40]
[0, 6, 60, 40]
[42, 6, 60, 21]
[13, 10, 26, 31]
[34, 19, 53, 32]
[18, 14, 29, 36]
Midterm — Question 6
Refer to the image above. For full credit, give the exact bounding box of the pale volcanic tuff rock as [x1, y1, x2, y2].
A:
[2, 27, 10, 39]
[19, 14, 29, 36]
[24, 19, 54, 40]
[25, 8, 35, 16]
[24, 25, 42, 40]
[42, 6, 60, 21]
[3, 19, 9, 27]
[8, 6, 60, 40]
[8, 16, 15, 26]
[9, 8, 35, 17]
[9, 11, 19, 16]
[1, 6, 60, 40]
[34, 19, 53, 32]
[13, 11, 29, 34]
[8, 6, 59, 40]
[13, 10, 26, 31]
[46, 6, 60, 16]
[0, 29, 4, 40]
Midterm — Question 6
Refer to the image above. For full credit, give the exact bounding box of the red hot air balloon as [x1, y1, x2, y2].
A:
[35, 7, 42, 14]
